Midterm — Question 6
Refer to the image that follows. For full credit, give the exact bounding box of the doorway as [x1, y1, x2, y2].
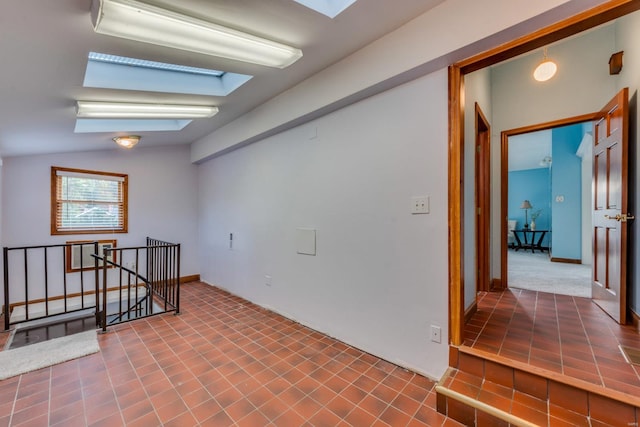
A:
[447, 1, 640, 346]
[475, 103, 491, 293]
[501, 118, 596, 298]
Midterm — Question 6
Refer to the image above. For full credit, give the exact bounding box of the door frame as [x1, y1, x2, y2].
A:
[447, 0, 640, 346]
[475, 103, 491, 293]
[499, 114, 599, 287]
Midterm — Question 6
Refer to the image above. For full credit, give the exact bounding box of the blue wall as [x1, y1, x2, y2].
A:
[508, 168, 551, 247]
[551, 124, 583, 259]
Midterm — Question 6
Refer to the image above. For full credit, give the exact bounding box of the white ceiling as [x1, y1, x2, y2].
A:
[508, 130, 552, 172]
[0, 0, 445, 157]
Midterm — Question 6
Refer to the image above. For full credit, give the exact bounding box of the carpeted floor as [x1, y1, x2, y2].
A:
[507, 250, 591, 297]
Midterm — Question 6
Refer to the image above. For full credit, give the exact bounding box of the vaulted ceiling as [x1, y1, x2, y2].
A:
[0, 0, 446, 157]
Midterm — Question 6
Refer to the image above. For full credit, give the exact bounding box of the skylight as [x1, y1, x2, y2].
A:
[74, 119, 192, 133]
[293, 0, 357, 18]
[84, 52, 252, 96]
[88, 52, 225, 76]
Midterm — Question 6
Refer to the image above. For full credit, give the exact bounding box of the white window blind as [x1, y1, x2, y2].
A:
[52, 167, 128, 234]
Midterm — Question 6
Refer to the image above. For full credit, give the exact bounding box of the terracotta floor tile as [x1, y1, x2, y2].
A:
[120, 399, 156, 425]
[548, 404, 591, 427]
[0, 283, 456, 426]
[326, 394, 355, 419]
[341, 383, 368, 405]
[273, 408, 307, 426]
[225, 397, 257, 422]
[235, 409, 271, 427]
[379, 404, 412, 426]
[477, 389, 512, 413]
[371, 382, 400, 403]
[199, 409, 234, 427]
[259, 396, 290, 421]
[292, 395, 324, 419]
[401, 382, 431, 404]
[465, 288, 640, 403]
[359, 394, 390, 418]
[49, 400, 84, 425]
[510, 401, 548, 426]
[391, 393, 421, 417]
[156, 399, 188, 423]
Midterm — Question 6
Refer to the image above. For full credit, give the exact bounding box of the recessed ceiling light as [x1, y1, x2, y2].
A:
[91, 0, 303, 68]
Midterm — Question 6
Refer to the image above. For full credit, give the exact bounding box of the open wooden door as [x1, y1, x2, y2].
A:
[592, 87, 630, 324]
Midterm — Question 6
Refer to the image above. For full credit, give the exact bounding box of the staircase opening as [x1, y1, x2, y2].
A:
[2, 237, 180, 347]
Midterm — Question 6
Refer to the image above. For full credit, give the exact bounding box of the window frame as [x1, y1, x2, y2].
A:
[51, 166, 128, 235]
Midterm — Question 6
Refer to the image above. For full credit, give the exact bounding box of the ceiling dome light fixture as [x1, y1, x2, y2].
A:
[113, 135, 140, 149]
[533, 47, 557, 82]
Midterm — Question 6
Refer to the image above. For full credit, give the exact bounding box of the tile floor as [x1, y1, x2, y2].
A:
[464, 288, 640, 405]
[0, 282, 461, 426]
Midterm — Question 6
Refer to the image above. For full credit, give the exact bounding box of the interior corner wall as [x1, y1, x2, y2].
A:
[1, 145, 199, 301]
[550, 125, 583, 260]
[489, 23, 617, 277]
[197, 70, 450, 380]
[614, 10, 640, 316]
[508, 168, 551, 247]
[463, 68, 492, 310]
[577, 131, 593, 265]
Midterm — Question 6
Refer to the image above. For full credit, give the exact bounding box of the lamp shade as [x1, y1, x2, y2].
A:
[90, 0, 303, 68]
[533, 47, 557, 82]
[520, 200, 533, 209]
[533, 60, 557, 82]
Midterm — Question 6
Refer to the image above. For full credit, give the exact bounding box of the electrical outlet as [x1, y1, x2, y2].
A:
[430, 325, 441, 343]
[411, 196, 429, 214]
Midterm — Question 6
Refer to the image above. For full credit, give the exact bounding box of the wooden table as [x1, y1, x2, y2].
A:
[513, 229, 548, 253]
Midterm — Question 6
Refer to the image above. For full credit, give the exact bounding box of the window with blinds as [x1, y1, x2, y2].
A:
[51, 166, 128, 235]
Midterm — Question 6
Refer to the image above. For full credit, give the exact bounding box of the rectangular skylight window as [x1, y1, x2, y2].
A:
[84, 52, 252, 96]
[74, 119, 192, 133]
[88, 52, 225, 76]
[293, 0, 357, 18]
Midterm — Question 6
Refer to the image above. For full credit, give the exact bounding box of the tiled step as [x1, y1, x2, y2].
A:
[436, 346, 640, 426]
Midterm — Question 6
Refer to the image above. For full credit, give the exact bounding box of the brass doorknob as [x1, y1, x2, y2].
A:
[604, 213, 635, 222]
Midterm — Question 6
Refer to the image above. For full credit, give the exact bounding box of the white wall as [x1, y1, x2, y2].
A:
[1, 145, 199, 303]
[198, 70, 449, 379]
[463, 69, 492, 309]
[192, 0, 605, 162]
[489, 24, 617, 277]
[576, 132, 593, 265]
